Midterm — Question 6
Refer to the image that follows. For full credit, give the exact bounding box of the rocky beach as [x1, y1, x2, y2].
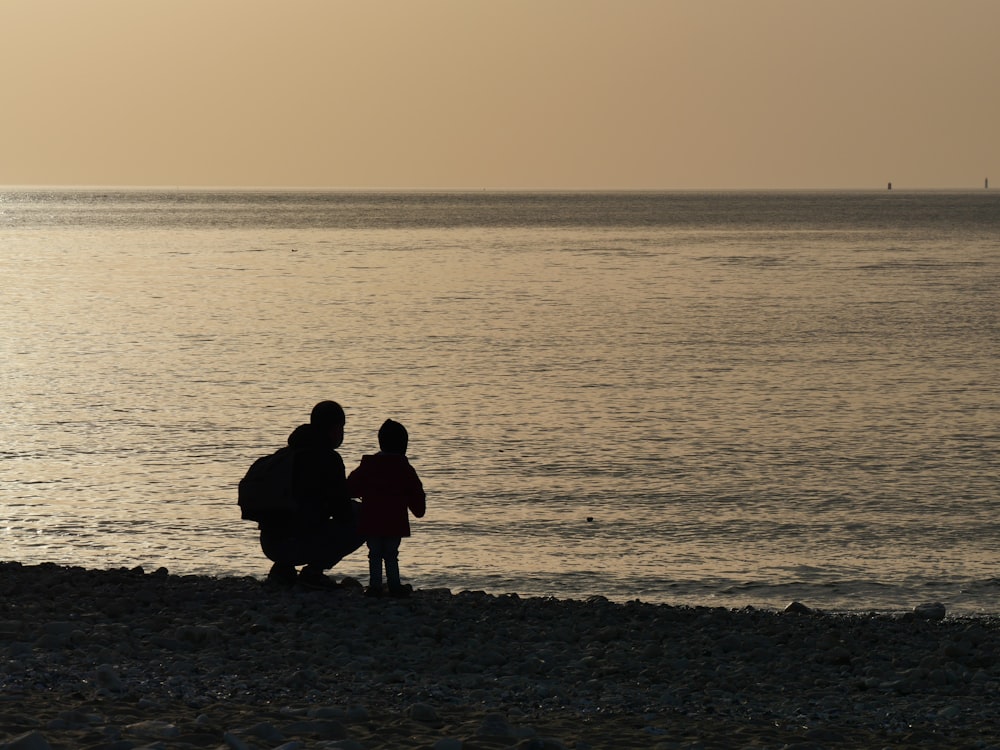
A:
[1, 562, 999, 749]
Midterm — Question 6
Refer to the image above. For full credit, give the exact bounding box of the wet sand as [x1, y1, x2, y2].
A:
[1, 562, 998, 749]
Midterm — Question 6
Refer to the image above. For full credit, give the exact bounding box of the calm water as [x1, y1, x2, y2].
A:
[2, 189, 998, 614]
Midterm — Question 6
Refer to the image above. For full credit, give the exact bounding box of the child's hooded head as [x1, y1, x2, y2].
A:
[378, 419, 408, 455]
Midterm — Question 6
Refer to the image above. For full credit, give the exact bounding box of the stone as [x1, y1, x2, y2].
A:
[408, 702, 441, 724]
[346, 705, 370, 721]
[244, 722, 284, 743]
[222, 732, 252, 750]
[914, 602, 947, 621]
[95, 664, 125, 692]
[514, 740, 568, 750]
[124, 720, 181, 739]
[280, 720, 347, 740]
[0, 731, 53, 750]
[477, 714, 513, 738]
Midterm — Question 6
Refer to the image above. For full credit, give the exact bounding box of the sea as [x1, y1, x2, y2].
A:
[2, 189, 998, 615]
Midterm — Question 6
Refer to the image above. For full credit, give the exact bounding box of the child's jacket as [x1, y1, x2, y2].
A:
[347, 452, 426, 537]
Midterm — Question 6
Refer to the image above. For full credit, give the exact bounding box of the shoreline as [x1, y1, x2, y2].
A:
[2, 562, 999, 749]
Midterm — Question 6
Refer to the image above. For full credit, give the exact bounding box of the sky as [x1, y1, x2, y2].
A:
[2, 0, 998, 190]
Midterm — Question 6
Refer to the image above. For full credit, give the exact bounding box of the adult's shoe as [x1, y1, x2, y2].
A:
[339, 576, 364, 591]
[265, 563, 297, 589]
[298, 569, 340, 591]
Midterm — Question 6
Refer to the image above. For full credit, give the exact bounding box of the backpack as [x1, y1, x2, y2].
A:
[238, 446, 298, 521]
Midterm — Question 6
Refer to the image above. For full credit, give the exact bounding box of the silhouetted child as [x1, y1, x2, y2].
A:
[347, 419, 426, 597]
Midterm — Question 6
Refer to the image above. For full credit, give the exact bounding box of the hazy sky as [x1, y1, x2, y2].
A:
[3, 1, 997, 190]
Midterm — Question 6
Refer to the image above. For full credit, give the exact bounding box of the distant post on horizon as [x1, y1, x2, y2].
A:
[887, 182, 892, 190]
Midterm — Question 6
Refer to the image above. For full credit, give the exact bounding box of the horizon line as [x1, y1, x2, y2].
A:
[0, 182, 993, 193]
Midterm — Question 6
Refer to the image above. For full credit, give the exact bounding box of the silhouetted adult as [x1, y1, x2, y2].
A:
[258, 400, 363, 588]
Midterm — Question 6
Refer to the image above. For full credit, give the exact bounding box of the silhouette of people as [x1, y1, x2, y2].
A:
[258, 401, 364, 589]
[347, 419, 426, 597]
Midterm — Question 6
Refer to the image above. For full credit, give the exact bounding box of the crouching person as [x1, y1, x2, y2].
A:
[258, 400, 364, 589]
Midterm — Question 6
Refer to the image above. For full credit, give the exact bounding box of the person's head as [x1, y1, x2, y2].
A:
[378, 418, 408, 455]
[310, 400, 345, 449]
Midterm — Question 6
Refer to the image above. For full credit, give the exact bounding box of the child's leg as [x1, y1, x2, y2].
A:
[366, 539, 383, 589]
[383, 537, 402, 590]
